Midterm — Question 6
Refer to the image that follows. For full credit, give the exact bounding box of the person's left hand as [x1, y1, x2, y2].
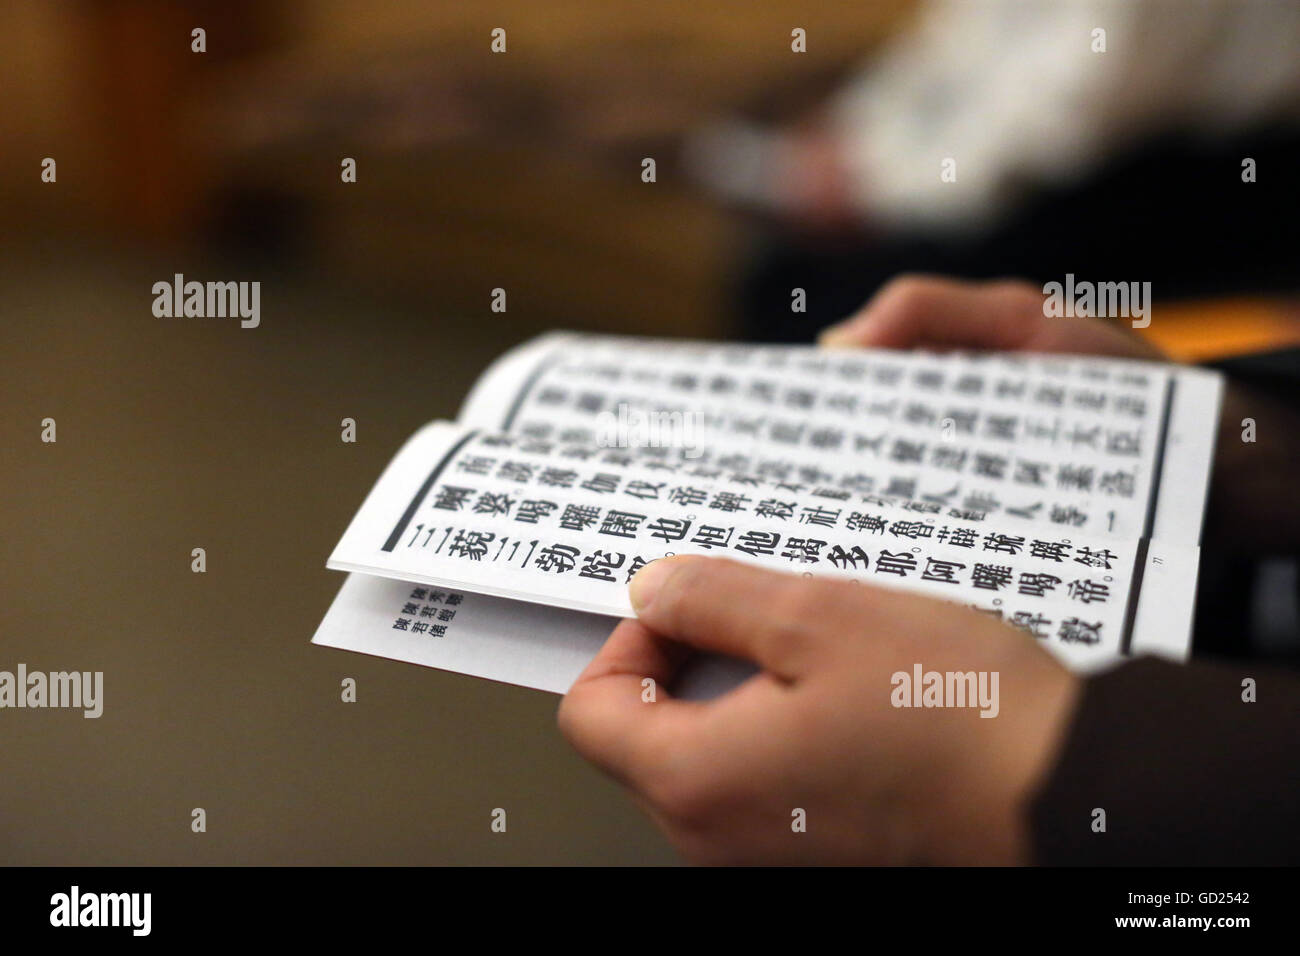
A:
[558, 555, 1081, 865]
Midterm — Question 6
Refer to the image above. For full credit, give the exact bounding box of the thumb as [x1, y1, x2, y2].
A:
[628, 556, 887, 680]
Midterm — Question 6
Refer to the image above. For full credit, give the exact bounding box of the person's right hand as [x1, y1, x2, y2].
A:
[818, 274, 1164, 361]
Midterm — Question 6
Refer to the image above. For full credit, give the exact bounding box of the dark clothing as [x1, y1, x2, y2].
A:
[1032, 348, 1300, 865]
[1030, 656, 1300, 865]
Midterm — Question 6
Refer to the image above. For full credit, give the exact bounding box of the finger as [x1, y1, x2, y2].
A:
[627, 555, 888, 679]
[818, 275, 1043, 351]
[558, 619, 702, 788]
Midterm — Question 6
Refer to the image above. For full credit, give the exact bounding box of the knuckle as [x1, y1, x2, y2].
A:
[878, 275, 935, 312]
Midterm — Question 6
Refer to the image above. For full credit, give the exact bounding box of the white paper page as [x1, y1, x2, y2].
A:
[328, 421, 1202, 669]
[1126, 539, 1202, 664]
[459, 333, 1222, 546]
[312, 573, 756, 697]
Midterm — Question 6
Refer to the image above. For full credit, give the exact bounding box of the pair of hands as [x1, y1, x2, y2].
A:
[558, 276, 1158, 864]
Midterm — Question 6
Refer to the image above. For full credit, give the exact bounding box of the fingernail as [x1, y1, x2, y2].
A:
[629, 556, 682, 613]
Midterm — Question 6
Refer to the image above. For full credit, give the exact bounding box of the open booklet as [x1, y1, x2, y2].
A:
[313, 332, 1223, 694]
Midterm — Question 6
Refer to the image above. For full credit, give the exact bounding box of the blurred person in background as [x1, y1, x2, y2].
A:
[682, 0, 1300, 341]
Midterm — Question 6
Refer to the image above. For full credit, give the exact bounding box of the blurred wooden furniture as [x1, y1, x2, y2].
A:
[194, 1, 914, 337]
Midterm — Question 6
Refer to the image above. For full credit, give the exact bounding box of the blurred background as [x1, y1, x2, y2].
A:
[3, 0, 1299, 864]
